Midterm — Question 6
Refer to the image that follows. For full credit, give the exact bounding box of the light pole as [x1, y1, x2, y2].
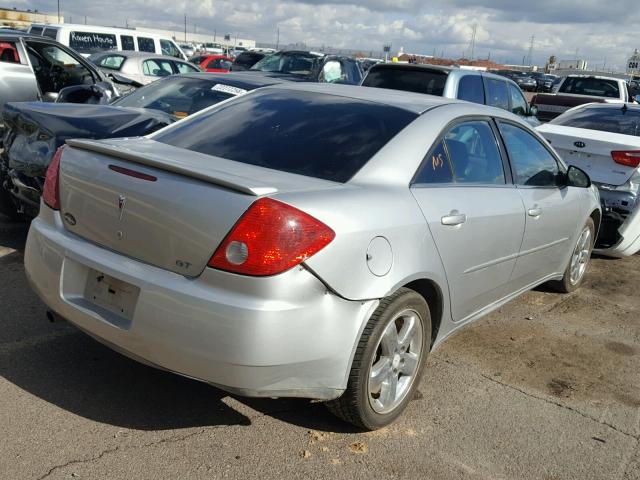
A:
[57, 0, 60, 23]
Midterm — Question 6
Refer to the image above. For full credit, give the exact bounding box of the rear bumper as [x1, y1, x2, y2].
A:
[25, 206, 378, 399]
[595, 204, 640, 257]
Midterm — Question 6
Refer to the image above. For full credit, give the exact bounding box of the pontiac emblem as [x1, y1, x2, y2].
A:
[117, 194, 126, 221]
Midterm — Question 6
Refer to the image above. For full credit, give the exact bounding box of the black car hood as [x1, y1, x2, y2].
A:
[2, 102, 174, 177]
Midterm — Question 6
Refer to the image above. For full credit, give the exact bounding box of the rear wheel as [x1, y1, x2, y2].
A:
[549, 218, 595, 293]
[327, 288, 431, 430]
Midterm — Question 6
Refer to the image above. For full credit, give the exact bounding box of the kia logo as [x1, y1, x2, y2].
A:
[574, 141, 586, 148]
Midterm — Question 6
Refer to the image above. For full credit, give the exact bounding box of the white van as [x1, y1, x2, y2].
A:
[28, 23, 187, 61]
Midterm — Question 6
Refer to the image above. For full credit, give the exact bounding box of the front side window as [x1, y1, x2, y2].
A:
[69, 31, 117, 54]
[120, 35, 135, 51]
[508, 83, 528, 116]
[25, 41, 94, 93]
[160, 39, 181, 58]
[485, 78, 509, 110]
[457, 75, 485, 104]
[499, 122, 560, 187]
[154, 89, 417, 183]
[142, 59, 174, 77]
[137, 37, 156, 53]
[175, 61, 199, 73]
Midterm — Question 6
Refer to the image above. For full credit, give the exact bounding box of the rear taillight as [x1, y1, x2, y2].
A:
[611, 151, 640, 168]
[208, 198, 335, 276]
[42, 146, 66, 210]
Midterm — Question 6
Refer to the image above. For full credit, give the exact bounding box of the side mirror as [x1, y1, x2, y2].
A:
[529, 105, 539, 116]
[565, 165, 591, 188]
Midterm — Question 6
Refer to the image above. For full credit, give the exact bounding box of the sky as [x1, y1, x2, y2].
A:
[12, 0, 639, 70]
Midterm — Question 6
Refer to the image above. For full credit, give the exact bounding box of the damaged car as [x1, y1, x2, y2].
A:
[0, 73, 283, 219]
[537, 103, 640, 256]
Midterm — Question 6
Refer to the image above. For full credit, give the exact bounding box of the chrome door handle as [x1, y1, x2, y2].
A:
[528, 207, 542, 217]
[441, 211, 467, 226]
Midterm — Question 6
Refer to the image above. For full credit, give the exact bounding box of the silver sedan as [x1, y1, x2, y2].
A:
[25, 83, 601, 429]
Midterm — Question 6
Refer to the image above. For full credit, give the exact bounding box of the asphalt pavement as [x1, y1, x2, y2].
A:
[1, 215, 638, 480]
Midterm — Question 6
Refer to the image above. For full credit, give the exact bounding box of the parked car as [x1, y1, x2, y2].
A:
[494, 70, 537, 92]
[24, 84, 599, 430]
[178, 43, 195, 58]
[361, 63, 540, 126]
[531, 75, 633, 122]
[245, 50, 363, 85]
[529, 72, 557, 92]
[230, 51, 266, 71]
[28, 23, 187, 60]
[537, 103, 640, 256]
[628, 79, 640, 99]
[0, 73, 284, 219]
[0, 29, 126, 116]
[88, 51, 200, 86]
[191, 54, 233, 73]
[202, 42, 224, 54]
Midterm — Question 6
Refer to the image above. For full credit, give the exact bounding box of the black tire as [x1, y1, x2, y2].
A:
[548, 218, 595, 293]
[327, 287, 431, 430]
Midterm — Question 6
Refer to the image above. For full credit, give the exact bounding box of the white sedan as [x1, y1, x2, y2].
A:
[537, 103, 640, 257]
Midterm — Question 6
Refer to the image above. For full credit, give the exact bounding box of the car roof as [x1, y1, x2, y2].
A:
[178, 72, 287, 90]
[89, 51, 189, 62]
[371, 63, 453, 73]
[565, 74, 622, 81]
[0, 29, 54, 40]
[258, 82, 463, 114]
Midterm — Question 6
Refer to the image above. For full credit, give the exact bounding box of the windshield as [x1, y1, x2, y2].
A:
[551, 105, 640, 137]
[113, 76, 239, 118]
[250, 51, 322, 76]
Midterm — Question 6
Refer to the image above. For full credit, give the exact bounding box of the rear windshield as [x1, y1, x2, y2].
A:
[154, 89, 417, 182]
[559, 77, 620, 98]
[550, 105, 640, 137]
[362, 66, 448, 96]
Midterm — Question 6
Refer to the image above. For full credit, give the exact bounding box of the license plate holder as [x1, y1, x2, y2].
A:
[84, 269, 139, 322]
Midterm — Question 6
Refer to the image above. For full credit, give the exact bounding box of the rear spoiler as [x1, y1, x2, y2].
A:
[65, 138, 277, 196]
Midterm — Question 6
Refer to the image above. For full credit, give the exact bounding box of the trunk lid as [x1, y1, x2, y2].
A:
[58, 137, 338, 276]
[538, 124, 640, 186]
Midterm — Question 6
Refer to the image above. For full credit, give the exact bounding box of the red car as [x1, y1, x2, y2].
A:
[192, 55, 233, 73]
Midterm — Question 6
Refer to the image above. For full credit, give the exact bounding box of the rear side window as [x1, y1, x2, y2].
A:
[0, 42, 20, 63]
[97, 55, 125, 70]
[457, 75, 485, 104]
[499, 123, 560, 187]
[414, 121, 505, 185]
[69, 31, 117, 54]
[154, 89, 417, 182]
[174, 61, 199, 73]
[551, 105, 640, 136]
[29, 26, 44, 35]
[120, 35, 135, 51]
[363, 66, 448, 96]
[559, 77, 620, 98]
[137, 37, 155, 53]
[485, 78, 509, 110]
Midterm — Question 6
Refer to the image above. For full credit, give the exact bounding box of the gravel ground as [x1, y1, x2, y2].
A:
[0, 215, 638, 480]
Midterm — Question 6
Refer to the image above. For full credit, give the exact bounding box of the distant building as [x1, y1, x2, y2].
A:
[0, 6, 62, 29]
[557, 59, 588, 70]
[627, 49, 640, 76]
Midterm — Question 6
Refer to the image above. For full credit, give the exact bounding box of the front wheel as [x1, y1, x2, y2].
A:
[549, 218, 595, 293]
[327, 288, 431, 430]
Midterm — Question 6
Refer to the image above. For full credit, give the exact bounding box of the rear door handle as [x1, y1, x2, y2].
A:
[528, 207, 542, 217]
[441, 211, 467, 226]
